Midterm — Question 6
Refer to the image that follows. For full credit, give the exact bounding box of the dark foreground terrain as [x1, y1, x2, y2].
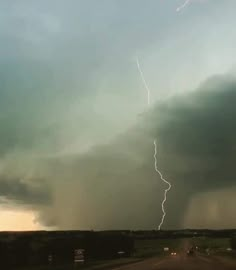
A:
[0, 230, 235, 269]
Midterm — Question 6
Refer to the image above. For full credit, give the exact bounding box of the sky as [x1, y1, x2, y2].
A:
[0, 0, 236, 230]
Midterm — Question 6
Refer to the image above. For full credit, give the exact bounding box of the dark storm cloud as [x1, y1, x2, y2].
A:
[151, 74, 236, 190]
[0, 72, 236, 229]
[0, 177, 50, 205]
[34, 74, 236, 229]
[143, 75, 236, 228]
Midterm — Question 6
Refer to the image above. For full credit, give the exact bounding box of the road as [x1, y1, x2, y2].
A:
[111, 254, 236, 270]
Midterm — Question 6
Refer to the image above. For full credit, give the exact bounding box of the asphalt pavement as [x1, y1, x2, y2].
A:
[111, 253, 236, 270]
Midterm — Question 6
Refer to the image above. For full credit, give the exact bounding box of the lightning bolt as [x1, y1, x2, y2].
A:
[176, 0, 191, 12]
[136, 57, 172, 230]
[136, 58, 150, 106]
[154, 140, 172, 230]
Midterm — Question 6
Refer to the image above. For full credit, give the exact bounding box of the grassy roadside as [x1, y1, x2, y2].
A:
[19, 258, 142, 270]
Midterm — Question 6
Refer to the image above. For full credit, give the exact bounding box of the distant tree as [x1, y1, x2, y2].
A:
[231, 237, 236, 250]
